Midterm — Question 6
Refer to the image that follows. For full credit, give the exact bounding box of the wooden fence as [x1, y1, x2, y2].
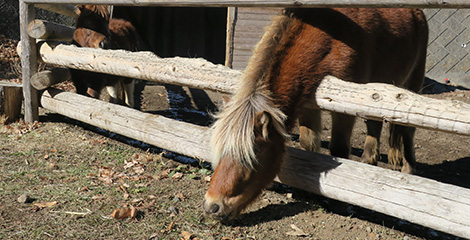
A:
[18, 0, 470, 238]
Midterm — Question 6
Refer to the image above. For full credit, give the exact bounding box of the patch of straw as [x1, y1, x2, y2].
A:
[0, 114, 8, 125]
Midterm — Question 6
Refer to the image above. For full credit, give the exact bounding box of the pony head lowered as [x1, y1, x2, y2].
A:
[204, 7, 428, 221]
[73, 5, 112, 49]
[203, 16, 291, 220]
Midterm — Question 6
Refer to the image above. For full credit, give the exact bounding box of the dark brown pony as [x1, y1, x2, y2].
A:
[71, 5, 139, 107]
[204, 8, 428, 220]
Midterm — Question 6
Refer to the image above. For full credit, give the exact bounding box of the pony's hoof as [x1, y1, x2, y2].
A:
[401, 163, 415, 174]
[360, 148, 379, 165]
[360, 154, 378, 166]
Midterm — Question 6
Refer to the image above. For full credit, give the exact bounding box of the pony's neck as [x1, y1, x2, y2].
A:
[260, 12, 325, 130]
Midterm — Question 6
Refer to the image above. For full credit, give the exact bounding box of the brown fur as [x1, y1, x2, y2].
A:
[78, 5, 111, 21]
[205, 8, 428, 220]
[71, 5, 139, 108]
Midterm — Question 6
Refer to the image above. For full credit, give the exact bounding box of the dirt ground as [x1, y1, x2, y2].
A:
[1, 35, 469, 240]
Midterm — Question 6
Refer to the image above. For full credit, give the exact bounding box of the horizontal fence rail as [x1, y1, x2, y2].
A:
[24, 0, 470, 9]
[26, 42, 470, 136]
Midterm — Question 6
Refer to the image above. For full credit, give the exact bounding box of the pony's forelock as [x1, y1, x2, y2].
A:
[79, 5, 111, 20]
[210, 14, 292, 170]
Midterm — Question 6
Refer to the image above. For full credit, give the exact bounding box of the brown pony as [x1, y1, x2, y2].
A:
[71, 5, 139, 108]
[203, 8, 428, 220]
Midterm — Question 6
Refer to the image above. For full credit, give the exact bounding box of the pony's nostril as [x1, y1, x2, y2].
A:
[209, 203, 221, 214]
[203, 200, 222, 215]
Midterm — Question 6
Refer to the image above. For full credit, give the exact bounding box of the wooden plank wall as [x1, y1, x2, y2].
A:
[229, 8, 470, 88]
[229, 7, 280, 70]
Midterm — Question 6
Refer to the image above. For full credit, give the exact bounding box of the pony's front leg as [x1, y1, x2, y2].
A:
[106, 83, 120, 104]
[329, 112, 355, 159]
[298, 107, 322, 152]
[389, 124, 416, 174]
[361, 120, 383, 165]
[123, 79, 135, 108]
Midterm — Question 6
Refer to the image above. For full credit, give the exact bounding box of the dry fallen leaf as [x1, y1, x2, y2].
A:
[133, 165, 145, 175]
[78, 186, 89, 192]
[39, 176, 52, 183]
[286, 224, 306, 236]
[161, 220, 175, 233]
[25, 174, 35, 179]
[91, 195, 106, 201]
[124, 160, 139, 169]
[157, 169, 170, 180]
[175, 193, 185, 201]
[33, 201, 58, 209]
[172, 172, 183, 180]
[180, 231, 194, 240]
[110, 205, 137, 220]
[98, 167, 114, 184]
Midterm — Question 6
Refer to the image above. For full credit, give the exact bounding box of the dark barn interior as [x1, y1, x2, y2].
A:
[113, 7, 227, 65]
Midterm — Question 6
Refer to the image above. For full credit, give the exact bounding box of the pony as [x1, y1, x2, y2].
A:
[71, 5, 139, 108]
[203, 8, 428, 220]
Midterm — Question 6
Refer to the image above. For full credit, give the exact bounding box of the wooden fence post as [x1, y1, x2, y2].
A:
[0, 82, 23, 124]
[19, 0, 39, 122]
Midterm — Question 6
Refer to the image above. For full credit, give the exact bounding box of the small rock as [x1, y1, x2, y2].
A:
[47, 162, 59, 170]
[366, 226, 373, 233]
[169, 206, 179, 215]
[17, 194, 32, 203]
[403, 236, 411, 240]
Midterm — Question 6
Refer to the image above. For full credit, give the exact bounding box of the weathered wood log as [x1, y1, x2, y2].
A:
[41, 88, 212, 160]
[39, 88, 470, 238]
[34, 42, 240, 93]
[316, 76, 470, 136]
[28, 19, 75, 41]
[35, 4, 80, 18]
[23, 0, 470, 9]
[0, 82, 23, 124]
[34, 42, 470, 136]
[277, 148, 470, 239]
[19, 1, 39, 122]
[31, 68, 71, 90]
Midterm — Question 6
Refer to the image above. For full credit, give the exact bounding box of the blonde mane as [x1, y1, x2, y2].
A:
[210, 14, 292, 169]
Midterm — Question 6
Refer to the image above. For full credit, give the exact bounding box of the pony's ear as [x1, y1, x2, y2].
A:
[254, 111, 272, 140]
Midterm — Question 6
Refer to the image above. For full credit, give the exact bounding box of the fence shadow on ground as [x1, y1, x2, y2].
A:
[422, 77, 469, 94]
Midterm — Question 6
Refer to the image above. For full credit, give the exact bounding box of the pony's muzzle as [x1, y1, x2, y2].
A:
[202, 200, 221, 214]
[202, 199, 227, 220]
